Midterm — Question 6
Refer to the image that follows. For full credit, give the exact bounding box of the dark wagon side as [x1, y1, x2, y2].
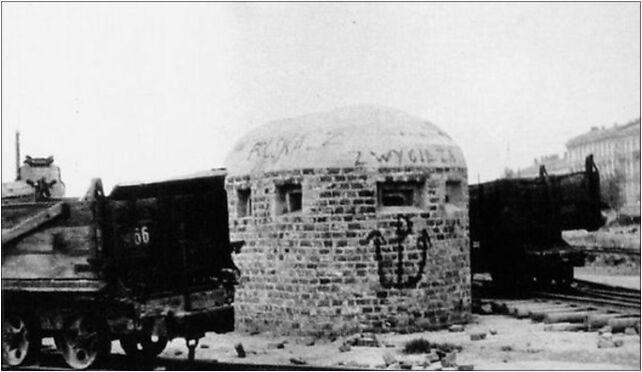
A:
[469, 155, 603, 288]
[2, 170, 239, 369]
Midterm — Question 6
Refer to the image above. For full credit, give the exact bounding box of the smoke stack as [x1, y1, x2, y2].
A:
[15, 131, 20, 180]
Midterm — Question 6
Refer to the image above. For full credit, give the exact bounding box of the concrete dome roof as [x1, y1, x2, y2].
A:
[225, 105, 466, 177]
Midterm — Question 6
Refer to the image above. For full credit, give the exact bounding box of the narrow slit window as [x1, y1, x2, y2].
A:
[276, 184, 302, 215]
[445, 180, 465, 207]
[237, 188, 252, 217]
[377, 182, 423, 208]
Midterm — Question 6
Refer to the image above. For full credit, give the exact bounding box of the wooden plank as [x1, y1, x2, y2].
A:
[544, 323, 588, 332]
[2, 253, 98, 280]
[544, 311, 597, 324]
[1, 202, 57, 228]
[1, 278, 105, 292]
[508, 303, 569, 318]
[519, 305, 577, 319]
[586, 313, 630, 330]
[530, 307, 591, 322]
[1, 202, 68, 245]
[608, 317, 641, 333]
[8, 226, 95, 253]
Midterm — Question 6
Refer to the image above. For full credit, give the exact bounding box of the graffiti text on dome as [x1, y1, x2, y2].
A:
[353, 146, 458, 167]
[247, 135, 306, 162]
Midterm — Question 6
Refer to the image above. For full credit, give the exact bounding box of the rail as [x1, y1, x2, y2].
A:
[531, 279, 641, 312]
[7, 351, 358, 371]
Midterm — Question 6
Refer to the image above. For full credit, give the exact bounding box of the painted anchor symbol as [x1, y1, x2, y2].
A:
[361, 214, 431, 289]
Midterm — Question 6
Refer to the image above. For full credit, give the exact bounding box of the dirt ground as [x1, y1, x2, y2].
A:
[113, 248, 642, 370]
[110, 312, 641, 370]
[574, 267, 641, 290]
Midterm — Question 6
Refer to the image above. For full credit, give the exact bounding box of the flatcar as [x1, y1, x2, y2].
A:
[469, 155, 604, 288]
[2, 170, 240, 369]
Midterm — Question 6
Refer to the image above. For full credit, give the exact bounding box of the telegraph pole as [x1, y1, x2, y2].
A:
[15, 131, 21, 180]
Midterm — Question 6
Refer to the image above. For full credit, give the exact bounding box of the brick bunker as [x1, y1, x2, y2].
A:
[224, 105, 470, 336]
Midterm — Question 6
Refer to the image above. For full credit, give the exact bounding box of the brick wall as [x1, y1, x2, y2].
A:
[226, 165, 470, 336]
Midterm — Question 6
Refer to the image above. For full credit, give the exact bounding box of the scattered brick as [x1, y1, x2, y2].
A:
[614, 339, 625, 347]
[399, 361, 413, 370]
[290, 357, 307, 365]
[624, 327, 638, 335]
[598, 326, 612, 335]
[345, 361, 369, 368]
[441, 352, 457, 367]
[234, 343, 246, 358]
[267, 342, 285, 349]
[426, 351, 441, 363]
[383, 352, 397, 366]
[479, 303, 493, 314]
[470, 332, 487, 341]
[305, 338, 316, 346]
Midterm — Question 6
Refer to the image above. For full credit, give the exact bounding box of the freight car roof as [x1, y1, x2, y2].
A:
[110, 168, 227, 199]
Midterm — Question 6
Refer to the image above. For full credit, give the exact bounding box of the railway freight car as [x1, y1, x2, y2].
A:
[470, 155, 604, 289]
[2, 170, 240, 369]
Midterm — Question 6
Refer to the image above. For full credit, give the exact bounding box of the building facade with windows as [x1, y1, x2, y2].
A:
[566, 119, 640, 211]
[224, 106, 470, 335]
[515, 154, 572, 178]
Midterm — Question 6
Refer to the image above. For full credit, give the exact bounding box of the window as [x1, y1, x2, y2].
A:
[445, 180, 465, 208]
[237, 188, 252, 217]
[275, 184, 302, 215]
[377, 181, 423, 208]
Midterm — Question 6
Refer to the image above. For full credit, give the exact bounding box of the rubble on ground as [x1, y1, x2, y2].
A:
[234, 343, 246, 358]
[345, 332, 381, 347]
[289, 357, 306, 365]
[469, 332, 487, 341]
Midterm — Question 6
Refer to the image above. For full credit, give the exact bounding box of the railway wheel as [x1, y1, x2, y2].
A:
[534, 272, 553, 288]
[1, 313, 39, 366]
[57, 314, 111, 369]
[120, 333, 168, 358]
[555, 264, 574, 288]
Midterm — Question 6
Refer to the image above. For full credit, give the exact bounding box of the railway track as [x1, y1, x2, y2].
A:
[9, 279, 639, 370]
[532, 279, 640, 311]
[475, 278, 641, 333]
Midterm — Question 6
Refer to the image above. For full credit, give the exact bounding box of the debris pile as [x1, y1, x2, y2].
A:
[597, 331, 625, 349]
[390, 338, 469, 370]
[344, 332, 381, 347]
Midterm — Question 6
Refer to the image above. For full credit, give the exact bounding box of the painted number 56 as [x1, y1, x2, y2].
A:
[133, 226, 150, 245]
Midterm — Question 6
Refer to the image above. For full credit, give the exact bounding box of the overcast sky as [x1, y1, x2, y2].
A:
[2, 2, 640, 196]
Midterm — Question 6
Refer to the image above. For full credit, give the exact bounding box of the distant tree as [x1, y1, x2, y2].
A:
[601, 168, 625, 211]
[503, 167, 516, 179]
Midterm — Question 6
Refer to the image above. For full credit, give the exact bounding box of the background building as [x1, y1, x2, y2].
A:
[566, 119, 640, 212]
[516, 154, 572, 178]
[514, 119, 640, 213]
